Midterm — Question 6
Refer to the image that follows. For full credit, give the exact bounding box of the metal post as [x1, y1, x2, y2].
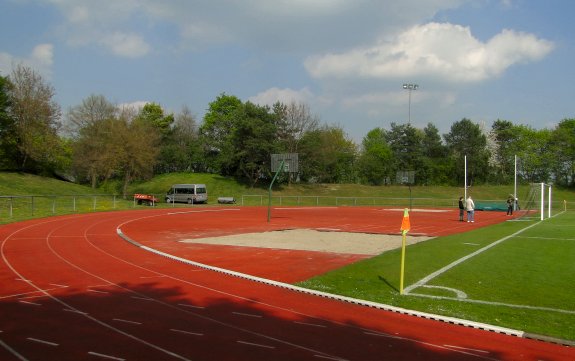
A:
[402, 83, 419, 124]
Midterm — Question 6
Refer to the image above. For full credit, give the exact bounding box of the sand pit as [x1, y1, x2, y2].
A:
[181, 229, 433, 256]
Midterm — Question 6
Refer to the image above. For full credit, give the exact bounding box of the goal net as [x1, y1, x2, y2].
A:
[516, 183, 552, 221]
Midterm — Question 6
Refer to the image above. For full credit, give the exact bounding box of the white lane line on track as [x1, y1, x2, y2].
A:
[87, 351, 126, 360]
[170, 329, 204, 336]
[27, 337, 58, 346]
[131, 296, 154, 301]
[63, 308, 88, 315]
[232, 312, 263, 318]
[1, 216, 192, 361]
[48, 283, 68, 288]
[19, 300, 41, 306]
[116, 223, 506, 359]
[314, 355, 347, 361]
[178, 303, 205, 310]
[294, 321, 327, 328]
[87, 289, 110, 294]
[113, 318, 142, 325]
[236, 340, 276, 349]
[0, 338, 28, 361]
[443, 344, 490, 354]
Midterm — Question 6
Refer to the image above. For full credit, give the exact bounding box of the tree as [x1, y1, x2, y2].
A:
[8, 64, 63, 173]
[231, 102, 279, 187]
[444, 118, 490, 186]
[66, 94, 117, 137]
[157, 105, 203, 173]
[0, 75, 18, 170]
[489, 119, 517, 183]
[549, 119, 575, 186]
[135, 102, 174, 136]
[273, 101, 319, 154]
[357, 128, 392, 185]
[386, 123, 425, 184]
[299, 125, 357, 183]
[200, 93, 243, 175]
[117, 116, 161, 197]
[421, 123, 450, 185]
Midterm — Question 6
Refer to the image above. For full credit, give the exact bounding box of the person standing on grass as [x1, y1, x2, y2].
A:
[466, 195, 475, 223]
[458, 196, 465, 221]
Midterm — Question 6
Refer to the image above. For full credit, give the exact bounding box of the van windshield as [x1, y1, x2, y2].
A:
[197, 187, 206, 194]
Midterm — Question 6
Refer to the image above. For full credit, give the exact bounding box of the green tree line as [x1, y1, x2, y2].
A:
[1, 65, 574, 196]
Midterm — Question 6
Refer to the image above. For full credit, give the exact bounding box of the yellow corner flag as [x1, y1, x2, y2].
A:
[399, 208, 410, 294]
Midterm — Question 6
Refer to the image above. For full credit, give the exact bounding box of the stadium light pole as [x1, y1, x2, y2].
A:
[402, 83, 418, 124]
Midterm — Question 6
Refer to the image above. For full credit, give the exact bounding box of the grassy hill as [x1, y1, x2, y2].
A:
[1, 171, 574, 203]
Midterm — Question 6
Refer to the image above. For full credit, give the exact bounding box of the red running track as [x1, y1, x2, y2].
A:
[0, 206, 572, 361]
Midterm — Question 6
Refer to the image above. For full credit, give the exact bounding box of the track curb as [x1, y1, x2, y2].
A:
[116, 227, 574, 348]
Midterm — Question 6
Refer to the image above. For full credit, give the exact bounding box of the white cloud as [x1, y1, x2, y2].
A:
[249, 87, 315, 107]
[99, 32, 151, 58]
[304, 22, 554, 83]
[0, 44, 54, 79]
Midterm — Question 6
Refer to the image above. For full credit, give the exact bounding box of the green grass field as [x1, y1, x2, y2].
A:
[298, 211, 575, 341]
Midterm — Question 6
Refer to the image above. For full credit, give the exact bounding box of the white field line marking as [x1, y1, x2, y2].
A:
[170, 329, 204, 336]
[236, 340, 275, 349]
[403, 220, 543, 294]
[420, 285, 467, 299]
[27, 337, 58, 346]
[87, 351, 125, 360]
[521, 236, 575, 241]
[408, 292, 575, 315]
[463, 242, 480, 246]
[0, 338, 28, 361]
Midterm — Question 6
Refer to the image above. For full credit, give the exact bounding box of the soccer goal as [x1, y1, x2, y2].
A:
[517, 183, 552, 221]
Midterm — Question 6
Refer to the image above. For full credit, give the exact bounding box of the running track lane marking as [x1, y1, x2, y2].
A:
[170, 329, 204, 336]
[236, 340, 276, 349]
[87, 351, 125, 360]
[0, 218, 193, 361]
[27, 338, 59, 346]
[116, 227, 526, 341]
[0, 338, 28, 361]
[43, 212, 351, 361]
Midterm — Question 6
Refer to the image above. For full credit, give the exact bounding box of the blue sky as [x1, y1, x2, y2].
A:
[1, 0, 572, 141]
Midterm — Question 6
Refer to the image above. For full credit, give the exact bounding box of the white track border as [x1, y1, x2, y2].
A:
[116, 227, 574, 347]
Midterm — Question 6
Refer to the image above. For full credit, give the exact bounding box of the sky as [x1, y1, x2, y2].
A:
[0, 0, 573, 142]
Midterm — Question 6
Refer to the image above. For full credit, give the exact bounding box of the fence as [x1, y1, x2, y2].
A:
[1, 194, 569, 224]
[0, 195, 122, 222]
[240, 195, 460, 208]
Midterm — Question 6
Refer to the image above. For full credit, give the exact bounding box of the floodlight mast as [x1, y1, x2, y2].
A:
[402, 83, 418, 124]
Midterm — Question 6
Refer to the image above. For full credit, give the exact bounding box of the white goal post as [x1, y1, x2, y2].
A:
[540, 182, 552, 220]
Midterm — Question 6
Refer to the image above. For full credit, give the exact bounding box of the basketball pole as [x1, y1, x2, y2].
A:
[268, 159, 285, 222]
